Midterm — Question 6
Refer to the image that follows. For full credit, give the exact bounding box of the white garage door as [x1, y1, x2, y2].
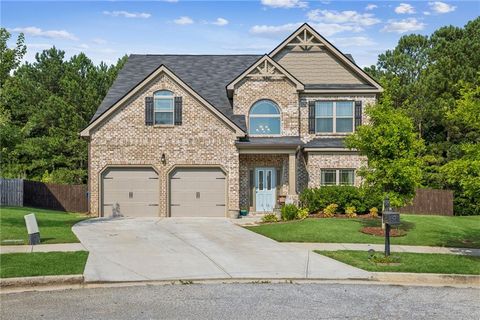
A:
[170, 168, 226, 217]
[102, 167, 159, 217]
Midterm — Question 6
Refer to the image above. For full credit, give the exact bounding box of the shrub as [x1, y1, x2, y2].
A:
[300, 186, 382, 214]
[345, 206, 357, 218]
[323, 203, 338, 217]
[281, 204, 298, 221]
[262, 213, 278, 223]
[296, 207, 309, 220]
[369, 207, 379, 217]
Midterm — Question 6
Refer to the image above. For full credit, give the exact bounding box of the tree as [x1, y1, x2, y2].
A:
[0, 44, 126, 183]
[345, 95, 425, 207]
[0, 28, 27, 85]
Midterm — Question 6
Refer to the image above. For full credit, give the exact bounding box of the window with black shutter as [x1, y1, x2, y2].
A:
[145, 96, 154, 126]
[174, 96, 182, 125]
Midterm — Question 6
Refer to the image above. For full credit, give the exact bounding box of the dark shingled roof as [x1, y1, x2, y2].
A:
[304, 138, 345, 148]
[236, 136, 303, 148]
[90, 54, 262, 130]
[90, 53, 358, 132]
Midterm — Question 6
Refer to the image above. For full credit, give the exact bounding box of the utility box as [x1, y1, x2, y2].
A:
[24, 213, 41, 245]
[382, 211, 400, 226]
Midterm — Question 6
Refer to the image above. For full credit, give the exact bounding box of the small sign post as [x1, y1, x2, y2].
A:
[24, 213, 41, 245]
[382, 197, 400, 256]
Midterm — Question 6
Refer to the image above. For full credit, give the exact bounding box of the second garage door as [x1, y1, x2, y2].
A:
[170, 167, 226, 217]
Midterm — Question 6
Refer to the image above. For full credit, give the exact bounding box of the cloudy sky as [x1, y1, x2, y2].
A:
[3, 1, 478, 67]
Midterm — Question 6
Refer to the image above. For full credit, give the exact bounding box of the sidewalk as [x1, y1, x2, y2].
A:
[286, 243, 480, 256]
[0, 243, 86, 254]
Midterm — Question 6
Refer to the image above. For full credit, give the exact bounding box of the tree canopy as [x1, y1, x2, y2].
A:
[0, 28, 126, 183]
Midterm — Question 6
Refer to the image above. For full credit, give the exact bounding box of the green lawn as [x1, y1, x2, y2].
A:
[0, 251, 89, 278]
[0, 206, 88, 245]
[317, 250, 480, 275]
[246, 215, 480, 248]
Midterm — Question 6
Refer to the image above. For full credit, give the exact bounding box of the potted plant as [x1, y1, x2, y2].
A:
[239, 206, 249, 217]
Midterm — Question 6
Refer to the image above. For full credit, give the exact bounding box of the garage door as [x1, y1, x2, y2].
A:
[170, 168, 226, 217]
[102, 167, 159, 217]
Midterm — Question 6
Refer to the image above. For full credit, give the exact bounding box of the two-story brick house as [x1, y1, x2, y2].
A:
[80, 23, 383, 218]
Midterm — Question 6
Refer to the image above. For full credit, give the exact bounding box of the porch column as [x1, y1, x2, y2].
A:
[288, 152, 296, 195]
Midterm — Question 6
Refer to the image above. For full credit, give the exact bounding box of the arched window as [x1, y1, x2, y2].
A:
[154, 90, 174, 125]
[248, 100, 281, 135]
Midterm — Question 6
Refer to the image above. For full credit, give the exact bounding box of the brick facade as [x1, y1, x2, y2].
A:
[305, 152, 367, 188]
[89, 73, 240, 217]
[233, 78, 299, 136]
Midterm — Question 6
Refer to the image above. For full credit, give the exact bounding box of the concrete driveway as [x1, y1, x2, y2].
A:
[73, 218, 370, 282]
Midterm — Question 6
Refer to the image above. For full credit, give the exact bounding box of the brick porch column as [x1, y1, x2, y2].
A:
[288, 152, 296, 195]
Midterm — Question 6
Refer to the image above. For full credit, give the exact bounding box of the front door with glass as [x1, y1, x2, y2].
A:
[255, 168, 276, 212]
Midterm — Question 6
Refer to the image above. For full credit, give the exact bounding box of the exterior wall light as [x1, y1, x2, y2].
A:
[161, 153, 166, 165]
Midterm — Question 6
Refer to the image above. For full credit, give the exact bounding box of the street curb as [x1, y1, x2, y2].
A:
[371, 272, 480, 286]
[1, 273, 478, 292]
[0, 275, 84, 289]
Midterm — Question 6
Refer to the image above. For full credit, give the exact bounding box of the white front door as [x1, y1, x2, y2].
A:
[255, 168, 276, 212]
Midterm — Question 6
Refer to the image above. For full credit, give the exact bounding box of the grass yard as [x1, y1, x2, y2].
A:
[246, 215, 480, 248]
[0, 251, 89, 278]
[0, 206, 88, 245]
[317, 250, 480, 275]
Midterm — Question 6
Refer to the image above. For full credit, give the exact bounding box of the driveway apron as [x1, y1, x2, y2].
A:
[73, 218, 370, 282]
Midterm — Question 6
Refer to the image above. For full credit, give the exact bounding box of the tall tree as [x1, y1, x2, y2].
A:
[0, 28, 26, 85]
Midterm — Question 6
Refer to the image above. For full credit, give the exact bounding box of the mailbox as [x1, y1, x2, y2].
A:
[382, 210, 400, 225]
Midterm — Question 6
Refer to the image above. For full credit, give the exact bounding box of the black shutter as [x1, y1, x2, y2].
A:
[174, 96, 182, 125]
[354, 101, 362, 129]
[308, 101, 316, 134]
[145, 96, 154, 126]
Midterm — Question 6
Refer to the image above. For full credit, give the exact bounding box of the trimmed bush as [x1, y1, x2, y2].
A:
[323, 203, 338, 217]
[296, 207, 309, 220]
[345, 206, 357, 218]
[281, 204, 298, 221]
[369, 207, 379, 217]
[300, 186, 382, 214]
[262, 213, 279, 223]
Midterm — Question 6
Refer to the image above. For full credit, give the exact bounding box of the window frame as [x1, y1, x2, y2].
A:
[320, 169, 355, 186]
[248, 100, 281, 136]
[315, 100, 354, 134]
[153, 90, 174, 126]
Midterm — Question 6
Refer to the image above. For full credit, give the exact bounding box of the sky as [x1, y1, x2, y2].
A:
[2, 1, 479, 67]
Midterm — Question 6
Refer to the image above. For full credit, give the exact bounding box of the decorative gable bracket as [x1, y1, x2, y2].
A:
[286, 28, 324, 52]
[226, 55, 304, 94]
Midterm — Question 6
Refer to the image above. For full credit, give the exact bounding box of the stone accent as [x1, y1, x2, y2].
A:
[299, 94, 376, 141]
[233, 78, 299, 136]
[306, 152, 367, 188]
[89, 72, 240, 217]
[238, 154, 290, 210]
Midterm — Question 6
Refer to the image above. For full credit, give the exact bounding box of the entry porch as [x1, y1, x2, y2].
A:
[236, 137, 302, 213]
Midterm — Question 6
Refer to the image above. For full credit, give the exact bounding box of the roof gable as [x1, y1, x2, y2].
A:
[81, 63, 247, 137]
[269, 23, 382, 91]
[226, 55, 304, 92]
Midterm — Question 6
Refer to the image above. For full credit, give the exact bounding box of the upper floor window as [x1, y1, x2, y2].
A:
[154, 90, 174, 125]
[315, 101, 354, 133]
[249, 100, 281, 135]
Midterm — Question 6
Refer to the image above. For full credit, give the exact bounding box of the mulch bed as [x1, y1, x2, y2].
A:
[361, 226, 407, 237]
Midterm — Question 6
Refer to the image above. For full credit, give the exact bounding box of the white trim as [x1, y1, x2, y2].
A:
[269, 24, 383, 92]
[81, 65, 245, 137]
[226, 55, 304, 92]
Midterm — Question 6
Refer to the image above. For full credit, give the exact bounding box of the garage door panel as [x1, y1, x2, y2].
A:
[102, 167, 159, 217]
[170, 168, 226, 217]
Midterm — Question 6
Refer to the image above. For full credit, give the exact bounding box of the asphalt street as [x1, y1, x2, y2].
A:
[1, 283, 479, 320]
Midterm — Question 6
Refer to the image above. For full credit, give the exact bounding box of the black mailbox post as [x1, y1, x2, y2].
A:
[382, 198, 400, 256]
